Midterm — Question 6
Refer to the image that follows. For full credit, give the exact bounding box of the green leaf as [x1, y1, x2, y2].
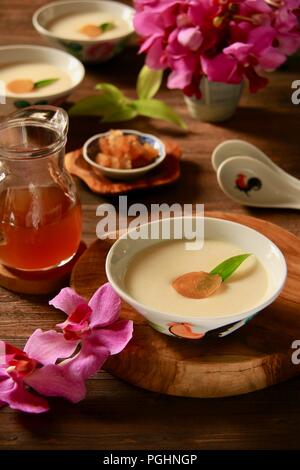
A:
[137, 65, 163, 100]
[95, 83, 126, 104]
[99, 22, 114, 32]
[101, 104, 138, 123]
[34, 78, 59, 89]
[134, 99, 187, 129]
[210, 254, 251, 282]
[14, 100, 30, 109]
[68, 95, 121, 117]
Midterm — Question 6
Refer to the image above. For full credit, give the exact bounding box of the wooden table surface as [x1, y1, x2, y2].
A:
[0, 0, 300, 450]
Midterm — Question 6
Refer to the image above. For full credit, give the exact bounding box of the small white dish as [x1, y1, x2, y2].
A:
[83, 130, 166, 181]
[0, 45, 85, 116]
[33, 0, 134, 63]
[106, 216, 287, 339]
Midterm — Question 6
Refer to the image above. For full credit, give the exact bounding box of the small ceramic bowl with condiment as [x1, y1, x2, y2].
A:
[0, 45, 85, 115]
[106, 216, 287, 340]
[33, 0, 134, 63]
[83, 129, 166, 181]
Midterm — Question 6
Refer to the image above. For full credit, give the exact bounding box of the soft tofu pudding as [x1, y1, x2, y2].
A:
[125, 239, 269, 318]
[47, 11, 131, 40]
[1, 62, 72, 97]
[33, 1, 134, 63]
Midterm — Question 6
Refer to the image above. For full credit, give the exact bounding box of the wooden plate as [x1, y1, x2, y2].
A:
[65, 139, 181, 195]
[71, 213, 300, 397]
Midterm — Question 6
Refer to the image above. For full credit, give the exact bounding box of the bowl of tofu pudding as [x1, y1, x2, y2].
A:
[106, 216, 287, 340]
[0, 45, 85, 115]
[33, 0, 134, 63]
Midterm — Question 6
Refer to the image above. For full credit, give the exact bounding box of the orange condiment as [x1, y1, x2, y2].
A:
[0, 186, 82, 270]
[79, 24, 102, 38]
[172, 271, 222, 299]
[7, 79, 34, 94]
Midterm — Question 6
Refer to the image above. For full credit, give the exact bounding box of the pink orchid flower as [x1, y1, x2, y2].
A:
[273, 1, 300, 54]
[202, 26, 286, 92]
[178, 27, 203, 51]
[0, 284, 132, 414]
[134, 0, 191, 69]
[134, 0, 300, 96]
[29, 283, 133, 381]
[240, 0, 272, 15]
[0, 340, 85, 414]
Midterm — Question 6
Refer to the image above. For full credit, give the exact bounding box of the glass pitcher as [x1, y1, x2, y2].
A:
[0, 106, 82, 271]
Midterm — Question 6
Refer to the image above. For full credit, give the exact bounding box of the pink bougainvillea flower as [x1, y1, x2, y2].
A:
[165, 28, 198, 90]
[202, 26, 286, 92]
[134, 0, 300, 96]
[0, 340, 85, 414]
[239, 0, 272, 15]
[227, 27, 286, 69]
[273, 1, 300, 54]
[226, 26, 286, 87]
[178, 26, 203, 51]
[40, 283, 133, 380]
[134, 6, 174, 68]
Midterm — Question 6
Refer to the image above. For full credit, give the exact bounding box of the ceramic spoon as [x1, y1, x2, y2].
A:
[217, 156, 300, 209]
[212, 139, 300, 188]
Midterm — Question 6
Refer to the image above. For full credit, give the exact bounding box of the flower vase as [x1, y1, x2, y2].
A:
[184, 78, 243, 123]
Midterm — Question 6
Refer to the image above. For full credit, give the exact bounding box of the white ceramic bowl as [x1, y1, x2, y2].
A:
[106, 216, 287, 339]
[0, 45, 85, 116]
[83, 130, 166, 181]
[33, 0, 134, 63]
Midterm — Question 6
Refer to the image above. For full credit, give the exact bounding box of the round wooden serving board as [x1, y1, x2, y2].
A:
[71, 212, 300, 398]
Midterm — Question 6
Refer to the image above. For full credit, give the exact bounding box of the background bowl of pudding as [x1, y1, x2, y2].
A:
[0, 45, 85, 115]
[33, 0, 134, 63]
[106, 217, 287, 340]
[83, 130, 166, 181]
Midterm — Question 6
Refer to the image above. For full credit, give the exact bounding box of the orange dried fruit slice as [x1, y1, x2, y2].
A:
[7, 79, 34, 94]
[172, 271, 222, 299]
[80, 24, 101, 38]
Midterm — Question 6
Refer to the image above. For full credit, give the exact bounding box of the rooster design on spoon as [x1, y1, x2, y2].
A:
[235, 173, 262, 196]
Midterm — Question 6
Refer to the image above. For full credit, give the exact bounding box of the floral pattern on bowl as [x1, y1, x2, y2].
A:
[14, 96, 66, 110]
[57, 37, 129, 63]
[149, 321, 205, 339]
[149, 314, 256, 340]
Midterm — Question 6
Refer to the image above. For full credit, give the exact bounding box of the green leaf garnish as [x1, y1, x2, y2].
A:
[134, 99, 187, 129]
[34, 78, 59, 89]
[99, 22, 114, 32]
[101, 104, 138, 122]
[69, 84, 128, 119]
[210, 254, 251, 281]
[69, 95, 120, 117]
[137, 65, 163, 100]
[95, 83, 127, 104]
[68, 67, 186, 129]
